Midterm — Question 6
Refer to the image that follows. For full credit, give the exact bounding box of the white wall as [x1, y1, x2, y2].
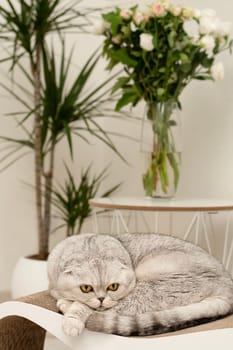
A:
[1, 0, 233, 291]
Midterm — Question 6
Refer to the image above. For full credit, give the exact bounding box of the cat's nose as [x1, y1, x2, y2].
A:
[98, 297, 105, 303]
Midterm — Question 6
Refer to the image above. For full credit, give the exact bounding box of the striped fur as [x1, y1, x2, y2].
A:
[86, 296, 231, 336]
[48, 233, 233, 337]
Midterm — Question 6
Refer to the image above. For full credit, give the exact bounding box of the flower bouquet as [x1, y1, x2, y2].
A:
[96, 0, 232, 196]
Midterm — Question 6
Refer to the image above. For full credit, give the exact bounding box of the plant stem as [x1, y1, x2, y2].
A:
[151, 104, 159, 192]
[32, 45, 47, 259]
[44, 138, 56, 247]
[67, 226, 74, 237]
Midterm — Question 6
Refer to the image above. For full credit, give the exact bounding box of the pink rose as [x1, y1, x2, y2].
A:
[120, 9, 132, 20]
[152, 3, 165, 17]
[112, 35, 121, 44]
[134, 11, 144, 26]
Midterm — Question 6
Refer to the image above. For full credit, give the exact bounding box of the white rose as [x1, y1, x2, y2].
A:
[215, 21, 232, 37]
[199, 16, 218, 35]
[211, 62, 224, 81]
[140, 33, 154, 51]
[92, 19, 109, 35]
[191, 34, 200, 45]
[200, 35, 215, 51]
[161, 0, 171, 10]
[170, 6, 182, 17]
[184, 18, 199, 39]
[201, 8, 217, 18]
[193, 9, 201, 19]
[130, 21, 137, 32]
[182, 7, 194, 20]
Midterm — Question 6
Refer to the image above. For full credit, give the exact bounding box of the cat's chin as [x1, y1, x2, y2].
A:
[96, 306, 107, 311]
[87, 299, 117, 311]
[95, 303, 116, 311]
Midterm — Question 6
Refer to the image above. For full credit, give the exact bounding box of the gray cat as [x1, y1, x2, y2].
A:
[47, 232, 233, 337]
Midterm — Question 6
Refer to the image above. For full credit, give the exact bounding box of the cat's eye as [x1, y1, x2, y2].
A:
[107, 283, 119, 291]
[80, 285, 93, 293]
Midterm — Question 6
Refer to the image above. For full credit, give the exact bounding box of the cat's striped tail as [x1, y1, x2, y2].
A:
[86, 297, 232, 336]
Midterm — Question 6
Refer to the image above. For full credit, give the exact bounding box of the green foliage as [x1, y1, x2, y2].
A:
[0, 0, 92, 68]
[99, 1, 232, 195]
[40, 44, 122, 158]
[0, 0, 126, 258]
[52, 165, 121, 236]
[0, 44, 123, 173]
[101, 2, 232, 109]
[143, 101, 180, 196]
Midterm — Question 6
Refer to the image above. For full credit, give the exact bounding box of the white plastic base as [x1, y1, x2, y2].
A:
[1, 301, 233, 350]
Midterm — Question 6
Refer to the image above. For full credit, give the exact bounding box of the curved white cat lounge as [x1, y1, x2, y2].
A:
[1, 301, 233, 350]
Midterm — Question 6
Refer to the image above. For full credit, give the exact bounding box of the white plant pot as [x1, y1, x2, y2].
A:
[11, 256, 49, 298]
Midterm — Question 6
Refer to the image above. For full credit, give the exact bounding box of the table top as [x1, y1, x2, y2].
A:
[89, 197, 233, 212]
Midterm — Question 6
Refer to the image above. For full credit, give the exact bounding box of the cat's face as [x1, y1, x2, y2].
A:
[54, 259, 136, 310]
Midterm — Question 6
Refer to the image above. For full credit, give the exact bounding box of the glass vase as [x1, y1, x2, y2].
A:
[140, 101, 182, 198]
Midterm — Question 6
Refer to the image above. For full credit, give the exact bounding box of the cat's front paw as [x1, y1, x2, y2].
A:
[57, 299, 72, 314]
[63, 316, 85, 337]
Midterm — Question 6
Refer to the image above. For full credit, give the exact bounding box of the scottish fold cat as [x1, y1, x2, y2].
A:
[47, 233, 233, 337]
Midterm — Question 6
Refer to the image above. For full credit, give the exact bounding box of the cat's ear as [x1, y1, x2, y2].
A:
[63, 263, 82, 275]
[117, 262, 132, 271]
[63, 264, 77, 275]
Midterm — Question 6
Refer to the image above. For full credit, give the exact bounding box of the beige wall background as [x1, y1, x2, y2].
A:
[1, 0, 233, 291]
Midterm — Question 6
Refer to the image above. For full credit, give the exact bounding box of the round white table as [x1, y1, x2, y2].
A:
[89, 197, 233, 273]
[89, 197, 233, 212]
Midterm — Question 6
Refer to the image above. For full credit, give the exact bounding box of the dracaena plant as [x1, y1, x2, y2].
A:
[52, 165, 121, 237]
[0, 0, 125, 259]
